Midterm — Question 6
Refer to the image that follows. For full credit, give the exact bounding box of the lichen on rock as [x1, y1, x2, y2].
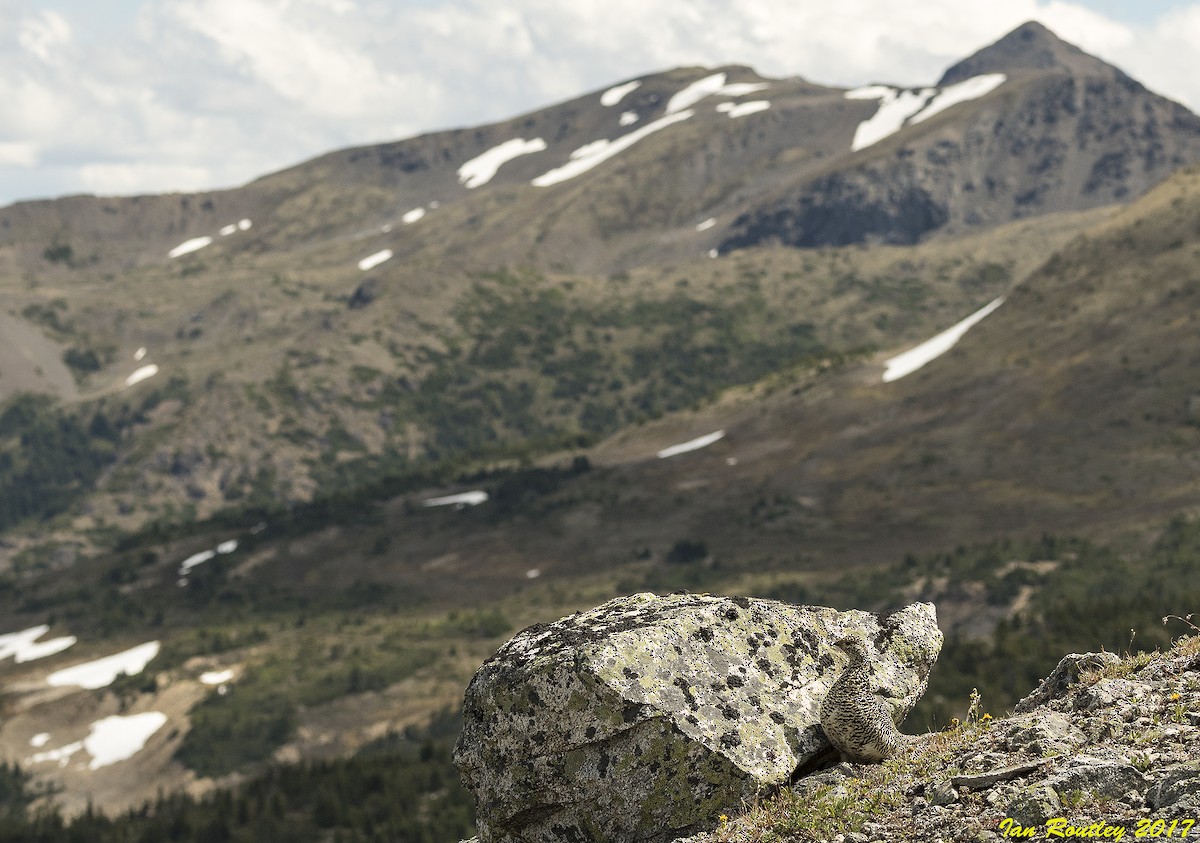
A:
[453, 592, 942, 842]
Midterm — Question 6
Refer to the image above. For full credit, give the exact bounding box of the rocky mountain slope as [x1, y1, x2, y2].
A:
[2, 19, 1200, 833]
[0, 23, 1197, 552]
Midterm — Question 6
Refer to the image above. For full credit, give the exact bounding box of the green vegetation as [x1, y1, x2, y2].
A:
[177, 638, 441, 777]
[42, 241, 74, 265]
[63, 346, 102, 376]
[0, 712, 475, 843]
[0, 394, 124, 531]
[786, 517, 1200, 727]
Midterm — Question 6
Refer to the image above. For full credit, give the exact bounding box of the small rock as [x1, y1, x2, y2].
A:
[1046, 760, 1144, 800]
[1006, 785, 1061, 827]
[1147, 760, 1200, 811]
[1077, 678, 1144, 712]
[928, 780, 959, 806]
[1004, 710, 1085, 754]
[1014, 652, 1120, 713]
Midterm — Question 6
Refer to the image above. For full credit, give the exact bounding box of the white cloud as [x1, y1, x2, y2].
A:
[18, 9, 71, 62]
[170, 0, 399, 118]
[0, 0, 1197, 205]
[0, 141, 39, 167]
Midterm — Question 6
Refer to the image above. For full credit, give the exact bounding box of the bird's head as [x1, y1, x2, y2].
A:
[831, 635, 869, 661]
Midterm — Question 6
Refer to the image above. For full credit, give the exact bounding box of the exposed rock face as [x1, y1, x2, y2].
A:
[720, 22, 1200, 252]
[453, 593, 942, 843]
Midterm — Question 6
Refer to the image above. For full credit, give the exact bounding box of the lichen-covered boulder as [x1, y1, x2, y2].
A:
[453, 592, 941, 843]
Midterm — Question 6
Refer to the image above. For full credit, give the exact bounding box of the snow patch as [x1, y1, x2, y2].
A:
[717, 82, 769, 97]
[402, 207, 426, 224]
[601, 80, 641, 107]
[525, 569, 541, 579]
[178, 550, 214, 575]
[883, 297, 1005, 383]
[46, 641, 161, 690]
[910, 73, 1006, 125]
[219, 223, 237, 236]
[125, 364, 159, 387]
[695, 218, 716, 231]
[532, 110, 694, 187]
[29, 713, 167, 770]
[718, 100, 770, 118]
[84, 713, 167, 770]
[358, 249, 393, 271]
[657, 430, 725, 459]
[30, 733, 50, 748]
[0, 625, 76, 663]
[238, 218, 252, 231]
[422, 490, 488, 508]
[200, 669, 234, 685]
[708, 248, 719, 259]
[168, 236, 212, 258]
[134, 347, 147, 361]
[667, 72, 727, 114]
[847, 74, 1007, 151]
[458, 137, 547, 188]
[844, 84, 894, 100]
[178, 539, 238, 576]
[849, 87, 935, 151]
[619, 111, 639, 127]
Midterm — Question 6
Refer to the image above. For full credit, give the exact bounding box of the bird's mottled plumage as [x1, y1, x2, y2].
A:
[819, 635, 908, 763]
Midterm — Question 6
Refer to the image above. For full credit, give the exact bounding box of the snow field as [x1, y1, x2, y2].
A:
[911, 74, 1006, 124]
[846, 74, 1007, 151]
[657, 430, 726, 459]
[125, 364, 159, 387]
[0, 625, 77, 663]
[46, 641, 161, 690]
[27, 712, 167, 770]
[169, 220, 250, 257]
[717, 100, 770, 118]
[178, 538, 239, 581]
[668, 72, 729, 113]
[422, 490, 488, 508]
[532, 110, 694, 187]
[167, 237, 212, 259]
[850, 87, 934, 151]
[458, 137, 547, 188]
[882, 297, 1005, 382]
[601, 80, 642, 106]
[357, 249, 393, 271]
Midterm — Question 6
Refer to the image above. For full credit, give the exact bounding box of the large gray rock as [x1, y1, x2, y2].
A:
[453, 592, 942, 843]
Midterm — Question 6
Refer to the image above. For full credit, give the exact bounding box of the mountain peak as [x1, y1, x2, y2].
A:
[939, 20, 1120, 86]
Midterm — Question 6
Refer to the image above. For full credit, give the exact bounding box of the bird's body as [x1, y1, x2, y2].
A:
[819, 635, 907, 763]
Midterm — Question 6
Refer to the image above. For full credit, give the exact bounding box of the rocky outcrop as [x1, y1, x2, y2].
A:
[453, 593, 942, 843]
[674, 637, 1200, 842]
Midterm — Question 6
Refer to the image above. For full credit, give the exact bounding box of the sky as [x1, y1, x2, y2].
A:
[3, 0, 1200, 205]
